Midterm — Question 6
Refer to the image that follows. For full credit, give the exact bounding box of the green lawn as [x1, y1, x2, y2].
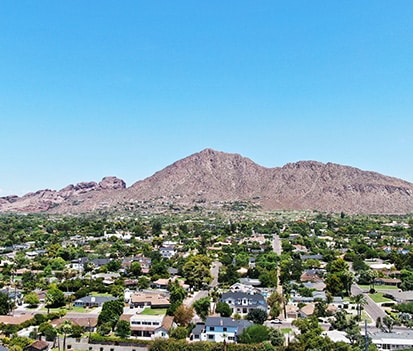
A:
[66, 306, 97, 313]
[140, 308, 167, 315]
[41, 306, 95, 313]
[360, 311, 372, 324]
[369, 293, 393, 304]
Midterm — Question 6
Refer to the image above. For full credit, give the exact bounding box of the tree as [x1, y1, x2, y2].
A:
[168, 280, 187, 305]
[268, 328, 285, 347]
[314, 300, 330, 318]
[98, 299, 124, 330]
[238, 324, 269, 344]
[58, 320, 72, 351]
[0, 291, 12, 315]
[45, 285, 65, 312]
[182, 255, 212, 290]
[169, 326, 188, 340]
[267, 291, 284, 319]
[218, 264, 239, 286]
[173, 304, 194, 327]
[38, 322, 57, 342]
[129, 261, 142, 277]
[24, 292, 40, 307]
[193, 297, 211, 321]
[246, 309, 268, 325]
[351, 293, 367, 320]
[8, 337, 33, 350]
[97, 322, 112, 336]
[291, 316, 334, 350]
[325, 273, 345, 296]
[115, 320, 131, 338]
[382, 316, 398, 333]
[138, 277, 150, 290]
[215, 302, 232, 317]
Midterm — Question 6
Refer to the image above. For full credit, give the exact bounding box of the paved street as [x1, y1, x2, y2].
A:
[210, 261, 222, 288]
[272, 234, 281, 255]
[351, 284, 386, 325]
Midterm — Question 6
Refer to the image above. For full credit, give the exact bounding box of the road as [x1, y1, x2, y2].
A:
[183, 261, 220, 307]
[351, 284, 386, 324]
[273, 234, 282, 255]
[210, 261, 222, 288]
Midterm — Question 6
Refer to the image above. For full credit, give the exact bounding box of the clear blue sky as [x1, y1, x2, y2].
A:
[1, 1, 412, 196]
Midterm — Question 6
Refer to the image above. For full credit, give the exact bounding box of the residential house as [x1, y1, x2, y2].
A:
[159, 247, 176, 259]
[230, 283, 260, 294]
[322, 330, 350, 344]
[130, 292, 170, 309]
[190, 317, 252, 343]
[70, 257, 89, 272]
[371, 331, 413, 351]
[152, 278, 189, 291]
[299, 303, 315, 318]
[53, 317, 97, 332]
[73, 296, 116, 308]
[285, 304, 299, 319]
[220, 292, 267, 317]
[24, 340, 49, 351]
[239, 278, 261, 287]
[374, 277, 402, 287]
[300, 269, 324, 283]
[122, 255, 152, 275]
[0, 315, 33, 326]
[91, 272, 120, 285]
[383, 291, 413, 304]
[121, 314, 174, 339]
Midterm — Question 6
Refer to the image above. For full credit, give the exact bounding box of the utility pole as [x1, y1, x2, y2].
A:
[365, 319, 369, 351]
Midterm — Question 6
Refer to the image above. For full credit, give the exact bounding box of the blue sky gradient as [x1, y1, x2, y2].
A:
[1, 1, 412, 195]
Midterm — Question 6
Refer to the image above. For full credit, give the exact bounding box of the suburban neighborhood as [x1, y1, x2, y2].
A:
[1, 211, 413, 350]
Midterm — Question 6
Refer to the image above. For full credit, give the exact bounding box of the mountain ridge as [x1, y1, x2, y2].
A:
[1, 148, 412, 215]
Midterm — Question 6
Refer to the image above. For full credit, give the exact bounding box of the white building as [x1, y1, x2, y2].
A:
[371, 331, 413, 350]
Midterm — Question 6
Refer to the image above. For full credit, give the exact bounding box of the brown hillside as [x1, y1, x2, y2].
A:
[1, 149, 413, 214]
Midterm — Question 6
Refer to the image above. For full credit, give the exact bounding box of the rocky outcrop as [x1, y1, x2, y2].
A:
[0, 177, 126, 213]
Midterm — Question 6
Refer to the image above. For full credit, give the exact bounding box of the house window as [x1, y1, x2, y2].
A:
[208, 335, 214, 340]
[210, 327, 215, 331]
[223, 328, 227, 332]
[228, 337, 235, 341]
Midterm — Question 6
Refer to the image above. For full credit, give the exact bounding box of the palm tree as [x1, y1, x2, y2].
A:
[341, 270, 355, 297]
[351, 293, 367, 320]
[59, 320, 73, 351]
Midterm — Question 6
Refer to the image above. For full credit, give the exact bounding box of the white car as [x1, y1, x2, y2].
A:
[270, 318, 282, 324]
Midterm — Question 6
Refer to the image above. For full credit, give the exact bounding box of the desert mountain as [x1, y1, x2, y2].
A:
[1, 149, 413, 214]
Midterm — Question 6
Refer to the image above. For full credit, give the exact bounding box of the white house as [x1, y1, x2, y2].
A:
[190, 317, 252, 343]
[371, 331, 413, 351]
[124, 314, 174, 339]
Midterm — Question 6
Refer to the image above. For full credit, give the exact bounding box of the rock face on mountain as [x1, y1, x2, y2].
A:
[1, 149, 413, 214]
[0, 176, 126, 213]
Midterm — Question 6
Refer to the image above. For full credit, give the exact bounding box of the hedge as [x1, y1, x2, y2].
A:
[149, 339, 279, 351]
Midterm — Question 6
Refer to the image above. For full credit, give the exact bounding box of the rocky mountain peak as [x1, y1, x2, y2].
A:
[1, 150, 413, 215]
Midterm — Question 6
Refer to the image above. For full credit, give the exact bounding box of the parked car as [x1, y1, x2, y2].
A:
[270, 318, 282, 324]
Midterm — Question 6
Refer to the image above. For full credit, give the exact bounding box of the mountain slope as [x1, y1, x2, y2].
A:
[1, 149, 413, 214]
